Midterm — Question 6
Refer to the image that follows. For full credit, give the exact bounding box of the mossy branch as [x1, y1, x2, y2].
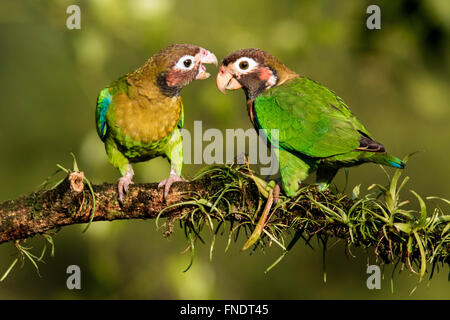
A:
[0, 171, 211, 245]
[0, 160, 448, 282]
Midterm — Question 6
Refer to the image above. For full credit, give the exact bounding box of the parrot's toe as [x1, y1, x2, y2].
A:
[117, 175, 134, 204]
[158, 173, 187, 198]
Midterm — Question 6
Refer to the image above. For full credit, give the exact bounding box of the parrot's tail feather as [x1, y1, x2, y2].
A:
[388, 159, 405, 169]
[372, 154, 406, 169]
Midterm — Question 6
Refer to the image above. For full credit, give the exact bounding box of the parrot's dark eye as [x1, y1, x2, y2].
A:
[175, 55, 196, 70]
[235, 57, 256, 72]
[239, 61, 249, 70]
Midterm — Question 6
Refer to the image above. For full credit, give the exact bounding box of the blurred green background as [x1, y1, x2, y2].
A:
[0, 0, 449, 299]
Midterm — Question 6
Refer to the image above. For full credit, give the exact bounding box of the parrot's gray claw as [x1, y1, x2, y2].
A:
[118, 174, 134, 204]
[158, 173, 187, 199]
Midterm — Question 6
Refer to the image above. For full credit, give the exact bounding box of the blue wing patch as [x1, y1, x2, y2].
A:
[95, 88, 112, 141]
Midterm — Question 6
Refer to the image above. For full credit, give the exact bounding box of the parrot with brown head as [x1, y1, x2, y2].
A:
[217, 48, 404, 196]
[96, 44, 217, 203]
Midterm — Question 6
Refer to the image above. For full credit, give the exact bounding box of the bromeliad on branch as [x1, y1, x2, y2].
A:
[95, 44, 217, 203]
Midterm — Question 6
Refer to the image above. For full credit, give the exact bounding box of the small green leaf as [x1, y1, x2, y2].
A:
[407, 236, 413, 253]
[0, 258, 18, 282]
[413, 231, 426, 282]
[308, 196, 346, 223]
[352, 184, 361, 199]
[441, 222, 450, 236]
[56, 164, 70, 173]
[209, 234, 216, 262]
[426, 196, 450, 206]
[397, 176, 410, 194]
[410, 190, 427, 226]
[394, 223, 412, 234]
[264, 230, 302, 274]
[70, 152, 79, 172]
[82, 176, 97, 233]
[183, 233, 195, 273]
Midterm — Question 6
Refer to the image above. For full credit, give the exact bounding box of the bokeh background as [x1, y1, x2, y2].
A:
[0, 0, 449, 299]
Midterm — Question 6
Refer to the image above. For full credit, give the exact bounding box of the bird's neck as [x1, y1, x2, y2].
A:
[244, 66, 299, 102]
[276, 67, 299, 86]
[128, 61, 181, 98]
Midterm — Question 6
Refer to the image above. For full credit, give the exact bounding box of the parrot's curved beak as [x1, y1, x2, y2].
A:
[195, 49, 218, 80]
[216, 66, 242, 94]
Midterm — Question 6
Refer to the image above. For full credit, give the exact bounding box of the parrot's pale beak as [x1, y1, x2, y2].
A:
[216, 66, 242, 94]
[196, 49, 218, 80]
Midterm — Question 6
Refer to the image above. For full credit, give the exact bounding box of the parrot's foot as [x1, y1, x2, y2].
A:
[158, 171, 187, 198]
[117, 173, 134, 204]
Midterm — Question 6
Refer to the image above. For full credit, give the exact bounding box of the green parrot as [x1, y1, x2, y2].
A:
[216, 48, 405, 197]
[95, 44, 217, 203]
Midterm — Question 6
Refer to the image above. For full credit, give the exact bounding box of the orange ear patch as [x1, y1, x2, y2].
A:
[258, 67, 273, 81]
[166, 69, 184, 86]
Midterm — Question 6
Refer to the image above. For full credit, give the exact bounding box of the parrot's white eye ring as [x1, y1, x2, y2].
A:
[175, 55, 196, 70]
[234, 57, 257, 73]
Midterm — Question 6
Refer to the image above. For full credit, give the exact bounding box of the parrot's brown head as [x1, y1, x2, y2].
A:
[130, 44, 218, 97]
[216, 48, 298, 100]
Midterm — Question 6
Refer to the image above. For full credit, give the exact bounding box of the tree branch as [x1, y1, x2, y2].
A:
[0, 165, 448, 278]
[0, 172, 208, 244]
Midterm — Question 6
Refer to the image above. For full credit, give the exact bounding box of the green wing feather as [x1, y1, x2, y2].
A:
[254, 77, 371, 158]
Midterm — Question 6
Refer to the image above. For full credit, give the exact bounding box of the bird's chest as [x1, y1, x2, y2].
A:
[110, 94, 181, 152]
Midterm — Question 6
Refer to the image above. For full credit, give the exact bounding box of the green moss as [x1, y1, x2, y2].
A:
[170, 159, 449, 281]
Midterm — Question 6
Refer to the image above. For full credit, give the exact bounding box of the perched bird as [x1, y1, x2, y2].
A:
[95, 44, 217, 203]
[216, 48, 405, 197]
